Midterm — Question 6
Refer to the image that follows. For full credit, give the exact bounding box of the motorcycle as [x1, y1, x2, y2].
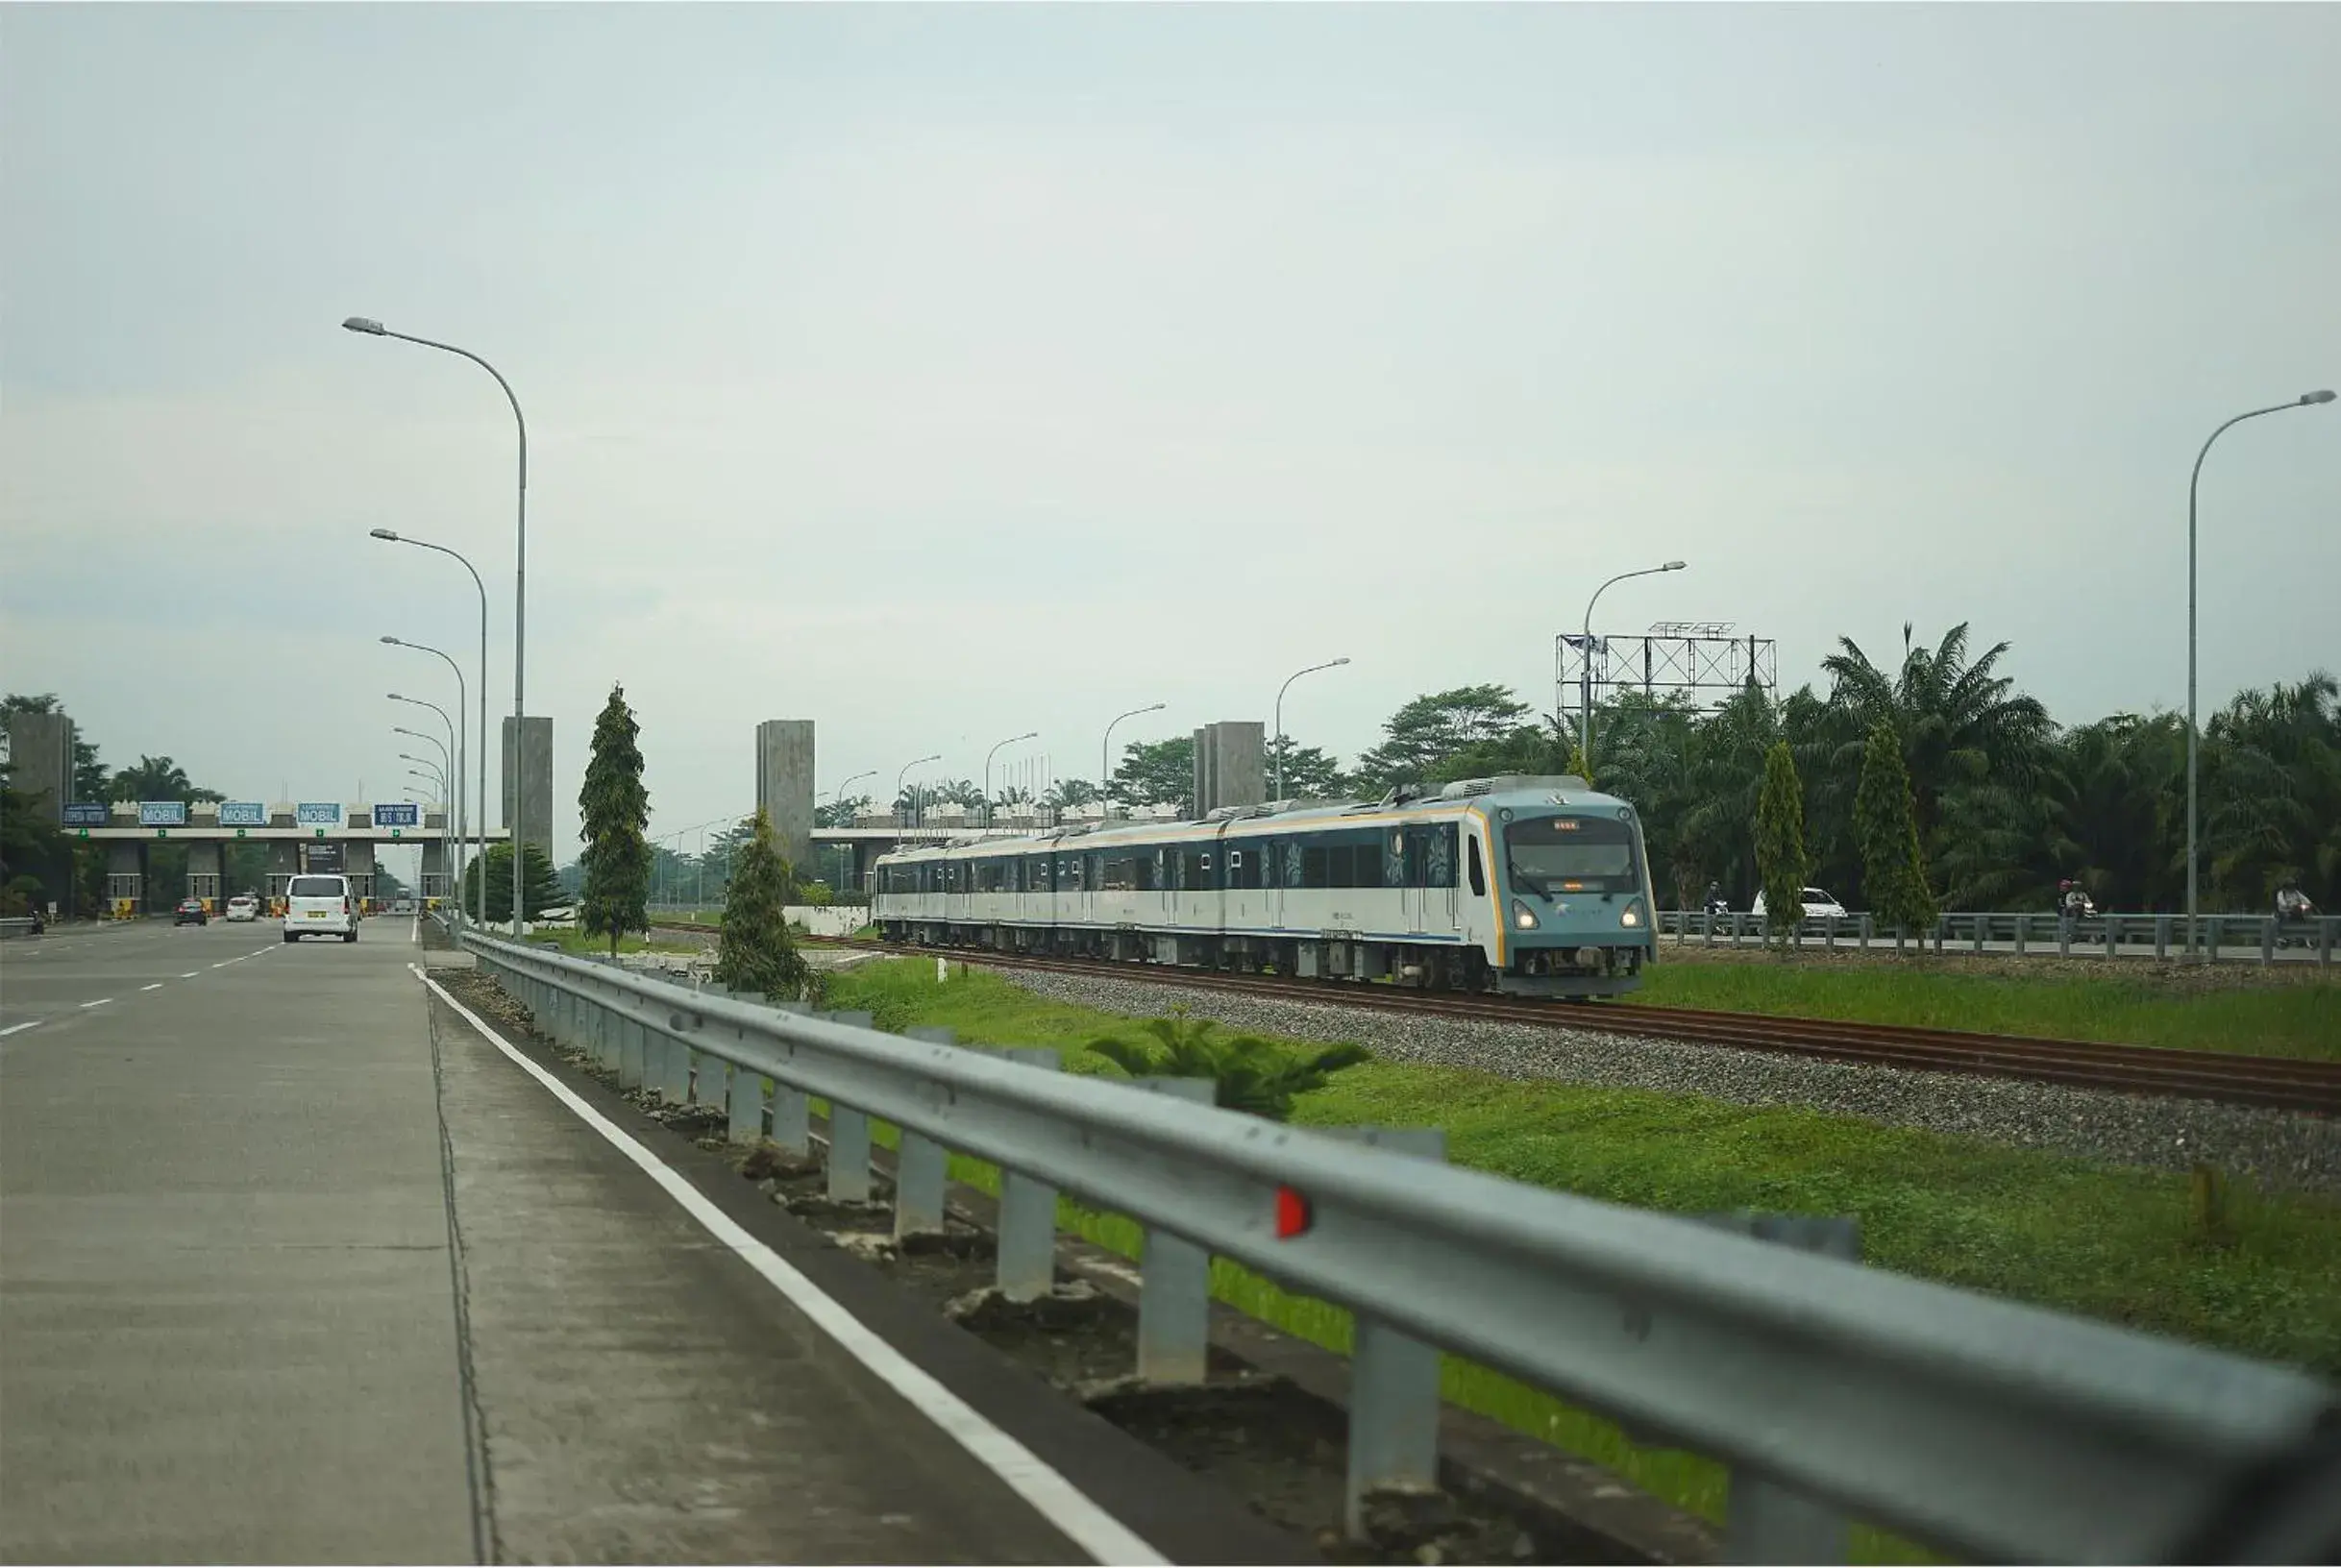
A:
[2275, 894, 2319, 949]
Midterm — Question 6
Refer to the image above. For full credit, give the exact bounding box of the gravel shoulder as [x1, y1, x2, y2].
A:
[1000, 969, 2341, 1197]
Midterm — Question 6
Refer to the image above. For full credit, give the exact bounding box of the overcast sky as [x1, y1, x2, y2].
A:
[5, 3, 2336, 865]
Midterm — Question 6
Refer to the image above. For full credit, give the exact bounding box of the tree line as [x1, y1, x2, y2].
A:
[559, 622, 2334, 922]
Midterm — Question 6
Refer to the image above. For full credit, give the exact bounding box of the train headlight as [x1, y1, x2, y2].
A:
[1620, 897, 1645, 928]
[1512, 899, 1540, 930]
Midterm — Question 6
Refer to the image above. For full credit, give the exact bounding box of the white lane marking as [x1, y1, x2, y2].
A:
[141, 983, 164, 992]
[0, 1020, 39, 1037]
[414, 966, 1165, 1567]
[210, 961, 234, 968]
[79, 998, 111, 1009]
[181, 972, 200, 979]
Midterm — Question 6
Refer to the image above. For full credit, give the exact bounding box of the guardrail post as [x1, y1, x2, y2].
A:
[2012, 915, 2026, 958]
[996, 1046, 1062, 1301]
[2104, 916, 2118, 961]
[1699, 1212, 1861, 1564]
[821, 1010, 879, 1203]
[1932, 916, 1944, 956]
[1856, 914, 1871, 950]
[1703, 911, 1715, 946]
[723, 1053, 763, 1141]
[2156, 915, 2170, 962]
[1325, 1127, 1448, 1537]
[1971, 913, 1984, 955]
[660, 1024, 691, 1104]
[1822, 915, 1836, 952]
[2259, 917, 2275, 968]
[1134, 1077, 1218, 1385]
[894, 1027, 956, 1237]
[2322, 917, 2334, 968]
[618, 1017, 646, 1090]
[2207, 916, 2222, 965]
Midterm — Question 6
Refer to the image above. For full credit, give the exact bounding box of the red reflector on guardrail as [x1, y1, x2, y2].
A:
[1274, 1186, 1312, 1238]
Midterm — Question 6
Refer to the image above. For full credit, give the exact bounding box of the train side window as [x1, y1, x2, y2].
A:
[1467, 835, 1486, 896]
[1227, 850, 1244, 889]
[1303, 845, 1329, 889]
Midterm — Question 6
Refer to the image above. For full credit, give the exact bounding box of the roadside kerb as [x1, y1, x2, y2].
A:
[460, 927, 2338, 1565]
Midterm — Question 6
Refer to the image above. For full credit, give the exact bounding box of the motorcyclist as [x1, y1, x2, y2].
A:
[1704, 881, 1729, 918]
[2058, 879, 2094, 936]
[2274, 884, 2316, 946]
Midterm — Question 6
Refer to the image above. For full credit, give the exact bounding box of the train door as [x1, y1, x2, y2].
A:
[1432, 821, 1461, 933]
[1395, 827, 1425, 935]
[1268, 837, 1286, 932]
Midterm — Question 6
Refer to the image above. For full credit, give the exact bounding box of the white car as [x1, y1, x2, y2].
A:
[283, 874, 358, 943]
[391, 898, 417, 916]
[1751, 887, 1852, 921]
[224, 894, 260, 923]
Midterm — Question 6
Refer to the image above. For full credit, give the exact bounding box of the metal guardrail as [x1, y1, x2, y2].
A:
[1659, 910, 2337, 966]
[454, 928, 2338, 1563]
[0, 917, 38, 942]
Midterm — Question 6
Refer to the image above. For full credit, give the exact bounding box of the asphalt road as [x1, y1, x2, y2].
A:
[0, 919, 1198, 1564]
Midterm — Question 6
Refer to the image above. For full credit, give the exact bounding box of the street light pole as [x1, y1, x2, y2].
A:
[2184, 389, 2333, 957]
[403, 757, 451, 901]
[983, 733, 1038, 828]
[1273, 661, 1349, 802]
[383, 638, 469, 921]
[1579, 561, 1687, 777]
[896, 755, 942, 835]
[372, 530, 490, 927]
[1099, 703, 1166, 815]
[343, 316, 528, 936]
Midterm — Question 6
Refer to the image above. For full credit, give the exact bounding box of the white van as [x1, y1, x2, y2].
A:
[1751, 887, 1851, 921]
[283, 874, 358, 943]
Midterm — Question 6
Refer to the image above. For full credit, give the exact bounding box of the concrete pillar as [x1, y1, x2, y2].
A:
[345, 839, 378, 909]
[754, 720, 816, 876]
[267, 841, 299, 914]
[185, 842, 224, 911]
[106, 842, 142, 919]
[2, 710, 75, 822]
[1193, 721, 1267, 817]
[501, 716, 554, 859]
[420, 840, 449, 902]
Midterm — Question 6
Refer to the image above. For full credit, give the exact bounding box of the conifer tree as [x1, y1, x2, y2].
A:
[461, 842, 563, 923]
[715, 808, 806, 1001]
[1855, 722, 1937, 940]
[579, 683, 652, 959]
[1753, 740, 1809, 949]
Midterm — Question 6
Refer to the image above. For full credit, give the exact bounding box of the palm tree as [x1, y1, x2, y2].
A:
[106, 755, 221, 805]
[1819, 623, 2052, 894]
[1084, 1011, 1370, 1122]
[2200, 674, 2340, 908]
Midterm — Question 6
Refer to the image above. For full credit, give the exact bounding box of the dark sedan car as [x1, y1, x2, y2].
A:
[173, 898, 208, 926]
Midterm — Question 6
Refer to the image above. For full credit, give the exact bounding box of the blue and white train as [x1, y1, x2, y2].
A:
[871, 774, 1657, 998]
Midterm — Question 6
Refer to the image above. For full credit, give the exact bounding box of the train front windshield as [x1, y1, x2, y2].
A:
[1503, 814, 1640, 894]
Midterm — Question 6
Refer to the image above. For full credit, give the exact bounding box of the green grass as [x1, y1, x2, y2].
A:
[1639, 956, 2341, 1062]
[818, 957, 2341, 1559]
[531, 927, 702, 958]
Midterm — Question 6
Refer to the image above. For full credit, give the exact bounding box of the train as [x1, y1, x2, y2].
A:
[870, 773, 1657, 998]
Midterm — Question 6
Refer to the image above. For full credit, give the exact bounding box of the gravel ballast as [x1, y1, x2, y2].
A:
[999, 969, 2341, 1198]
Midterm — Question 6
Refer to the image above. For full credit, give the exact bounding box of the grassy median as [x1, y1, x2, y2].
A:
[822, 957, 2340, 1559]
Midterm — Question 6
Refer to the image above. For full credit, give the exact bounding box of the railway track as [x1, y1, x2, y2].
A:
[649, 925, 2341, 1116]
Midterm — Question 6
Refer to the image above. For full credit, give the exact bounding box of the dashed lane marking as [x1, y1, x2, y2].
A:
[78, 998, 111, 1009]
[0, 1021, 38, 1037]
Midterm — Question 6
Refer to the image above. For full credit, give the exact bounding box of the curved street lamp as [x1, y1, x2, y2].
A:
[2184, 390, 2333, 955]
[1273, 661, 1348, 801]
[1579, 561, 1687, 776]
[372, 529, 490, 925]
[344, 315, 529, 935]
[983, 732, 1039, 828]
[383, 638, 469, 919]
[1101, 703, 1165, 812]
[897, 754, 943, 832]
